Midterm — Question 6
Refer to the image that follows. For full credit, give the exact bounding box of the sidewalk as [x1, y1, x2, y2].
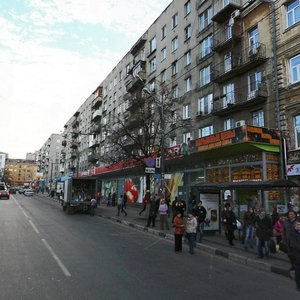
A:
[95, 203, 292, 278]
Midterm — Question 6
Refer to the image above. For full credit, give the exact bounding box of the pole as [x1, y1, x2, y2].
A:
[160, 94, 165, 195]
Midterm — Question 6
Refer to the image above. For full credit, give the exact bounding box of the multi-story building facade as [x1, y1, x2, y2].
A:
[0, 152, 7, 182]
[38, 0, 299, 222]
[4, 159, 37, 186]
[37, 133, 64, 189]
[275, 0, 300, 208]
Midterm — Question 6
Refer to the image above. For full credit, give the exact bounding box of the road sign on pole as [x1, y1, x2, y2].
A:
[145, 167, 155, 174]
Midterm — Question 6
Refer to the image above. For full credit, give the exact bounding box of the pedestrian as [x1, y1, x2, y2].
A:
[223, 204, 237, 246]
[173, 211, 185, 253]
[287, 217, 300, 292]
[172, 197, 180, 222]
[221, 203, 229, 239]
[255, 208, 273, 258]
[107, 192, 112, 207]
[175, 198, 185, 219]
[271, 204, 279, 226]
[117, 194, 127, 217]
[146, 195, 158, 228]
[159, 198, 169, 230]
[194, 201, 207, 242]
[165, 196, 171, 218]
[188, 192, 196, 213]
[139, 196, 147, 216]
[90, 197, 97, 216]
[273, 215, 285, 245]
[185, 212, 197, 254]
[283, 209, 298, 272]
[123, 193, 128, 209]
[112, 192, 116, 206]
[243, 206, 255, 250]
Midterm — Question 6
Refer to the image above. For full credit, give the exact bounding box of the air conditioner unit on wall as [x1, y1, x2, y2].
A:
[235, 120, 246, 127]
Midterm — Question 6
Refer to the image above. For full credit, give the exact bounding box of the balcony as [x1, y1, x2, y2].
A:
[212, 55, 241, 83]
[92, 108, 102, 122]
[213, 82, 268, 116]
[70, 141, 78, 149]
[238, 43, 267, 74]
[212, 24, 242, 52]
[125, 60, 146, 93]
[88, 153, 99, 163]
[89, 139, 100, 148]
[70, 151, 78, 159]
[212, 0, 241, 23]
[71, 119, 79, 128]
[90, 124, 101, 134]
[92, 95, 102, 110]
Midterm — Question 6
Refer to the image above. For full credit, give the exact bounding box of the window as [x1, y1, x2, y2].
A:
[172, 13, 178, 28]
[199, 7, 212, 31]
[224, 52, 232, 72]
[199, 125, 213, 138]
[161, 47, 167, 61]
[171, 110, 177, 124]
[171, 36, 178, 52]
[184, 1, 191, 16]
[183, 104, 191, 119]
[172, 61, 178, 76]
[184, 24, 192, 40]
[161, 25, 167, 40]
[290, 54, 300, 84]
[199, 65, 211, 86]
[125, 64, 131, 76]
[170, 136, 177, 147]
[149, 80, 155, 92]
[172, 85, 179, 99]
[224, 118, 235, 130]
[185, 77, 192, 93]
[223, 83, 235, 106]
[198, 94, 212, 115]
[252, 110, 264, 127]
[149, 37, 156, 53]
[248, 71, 262, 99]
[185, 50, 192, 66]
[287, 0, 300, 27]
[161, 69, 166, 83]
[294, 115, 300, 148]
[248, 26, 259, 52]
[119, 70, 123, 82]
[225, 23, 232, 40]
[149, 57, 156, 73]
[199, 35, 212, 58]
[183, 132, 192, 143]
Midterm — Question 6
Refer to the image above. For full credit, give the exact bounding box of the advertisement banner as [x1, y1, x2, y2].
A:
[199, 193, 220, 231]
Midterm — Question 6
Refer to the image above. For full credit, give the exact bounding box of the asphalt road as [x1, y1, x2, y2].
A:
[0, 194, 298, 300]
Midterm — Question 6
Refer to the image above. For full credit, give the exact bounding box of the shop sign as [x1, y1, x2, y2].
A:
[286, 164, 300, 176]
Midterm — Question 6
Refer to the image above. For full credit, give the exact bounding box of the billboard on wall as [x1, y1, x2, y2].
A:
[164, 173, 184, 202]
[199, 193, 220, 231]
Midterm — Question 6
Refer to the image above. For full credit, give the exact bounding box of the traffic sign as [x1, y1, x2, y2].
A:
[145, 167, 155, 174]
[145, 157, 155, 167]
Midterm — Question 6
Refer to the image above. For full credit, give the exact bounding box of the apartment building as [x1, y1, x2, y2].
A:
[275, 0, 300, 208]
[38, 0, 299, 220]
[4, 159, 37, 186]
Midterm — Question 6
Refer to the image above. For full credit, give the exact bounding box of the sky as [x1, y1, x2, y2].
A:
[0, 0, 172, 159]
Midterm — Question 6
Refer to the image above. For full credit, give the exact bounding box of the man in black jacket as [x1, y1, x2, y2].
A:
[194, 201, 207, 242]
[255, 208, 273, 258]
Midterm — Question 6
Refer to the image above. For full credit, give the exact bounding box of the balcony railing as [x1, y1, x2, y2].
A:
[92, 108, 102, 122]
[125, 60, 146, 93]
[212, 24, 242, 52]
[212, 0, 241, 23]
[213, 82, 268, 115]
[92, 95, 102, 110]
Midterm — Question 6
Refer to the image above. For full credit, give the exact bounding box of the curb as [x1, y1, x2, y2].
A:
[98, 213, 290, 279]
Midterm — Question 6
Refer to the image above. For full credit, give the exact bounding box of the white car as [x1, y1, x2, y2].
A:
[24, 188, 34, 196]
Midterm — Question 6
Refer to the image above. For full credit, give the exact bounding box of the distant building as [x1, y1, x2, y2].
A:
[4, 159, 38, 186]
[26, 152, 36, 161]
[0, 152, 7, 182]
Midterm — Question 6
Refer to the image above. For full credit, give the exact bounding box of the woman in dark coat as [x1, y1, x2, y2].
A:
[224, 205, 237, 246]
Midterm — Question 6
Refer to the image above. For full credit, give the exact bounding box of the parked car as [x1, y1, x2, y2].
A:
[9, 187, 17, 194]
[24, 188, 34, 196]
[0, 185, 10, 199]
[18, 187, 25, 194]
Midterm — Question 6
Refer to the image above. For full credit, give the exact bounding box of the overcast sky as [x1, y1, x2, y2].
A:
[0, 0, 172, 159]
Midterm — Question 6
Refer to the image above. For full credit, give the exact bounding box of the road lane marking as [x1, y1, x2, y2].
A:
[13, 198, 29, 218]
[28, 220, 40, 234]
[41, 239, 71, 277]
[144, 239, 162, 250]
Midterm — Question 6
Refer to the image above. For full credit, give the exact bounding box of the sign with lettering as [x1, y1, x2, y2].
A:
[286, 164, 300, 176]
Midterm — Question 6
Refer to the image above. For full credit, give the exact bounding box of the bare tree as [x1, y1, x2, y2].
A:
[100, 87, 184, 200]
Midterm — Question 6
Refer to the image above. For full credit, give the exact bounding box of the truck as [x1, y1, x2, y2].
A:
[61, 177, 97, 214]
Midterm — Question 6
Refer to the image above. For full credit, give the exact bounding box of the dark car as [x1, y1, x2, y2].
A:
[0, 185, 10, 199]
[9, 187, 17, 194]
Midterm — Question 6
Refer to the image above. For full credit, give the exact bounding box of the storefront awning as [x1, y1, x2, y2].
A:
[191, 179, 299, 190]
[252, 144, 280, 153]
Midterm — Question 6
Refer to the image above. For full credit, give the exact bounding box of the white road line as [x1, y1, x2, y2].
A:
[41, 239, 71, 277]
[28, 220, 40, 234]
[144, 239, 162, 250]
[13, 198, 29, 218]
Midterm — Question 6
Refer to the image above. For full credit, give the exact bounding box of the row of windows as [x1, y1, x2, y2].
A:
[170, 109, 264, 146]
